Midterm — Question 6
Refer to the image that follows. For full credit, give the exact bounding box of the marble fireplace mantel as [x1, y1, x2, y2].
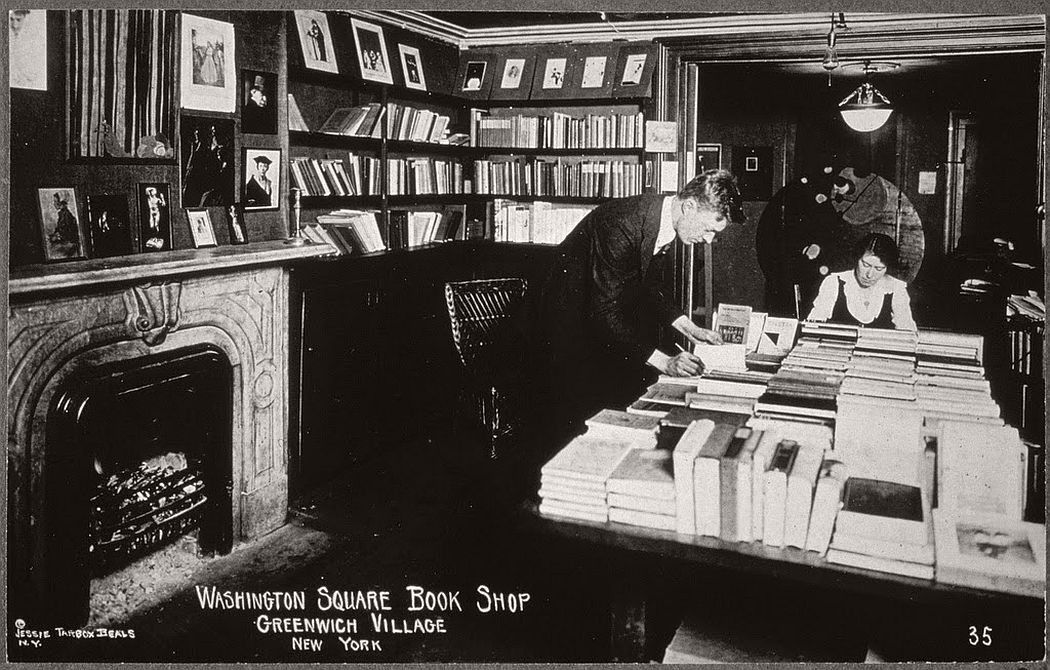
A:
[7, 241, 331, 620]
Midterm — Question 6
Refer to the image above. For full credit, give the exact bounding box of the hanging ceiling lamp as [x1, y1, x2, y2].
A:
[838, 60, 898, 132]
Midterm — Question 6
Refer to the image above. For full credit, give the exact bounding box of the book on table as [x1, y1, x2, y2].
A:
[672, 419, 715, 535]
[804, 456, 848, 554]
[540, 434, 635, 485]
[932, 508, 1045, 598]
[783, 443, 825, 549]
[937, 420, 1026, 521]
[749, 431, 781, 542]
[584, 408, 660, 448]
[719, 428, 763, 543]
[692, 424, 744, 537]
[606, 448, 675, 500]
[761, 439, 800, 548]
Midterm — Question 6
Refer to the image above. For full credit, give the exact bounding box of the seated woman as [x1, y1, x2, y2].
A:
[806, 232, 916, 330]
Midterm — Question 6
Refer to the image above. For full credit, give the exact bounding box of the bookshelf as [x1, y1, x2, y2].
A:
[286, 11, 478, 251]
[472, 100, 653, 244]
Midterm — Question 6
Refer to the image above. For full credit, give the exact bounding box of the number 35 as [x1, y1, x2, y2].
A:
[969, 625, 992, 646]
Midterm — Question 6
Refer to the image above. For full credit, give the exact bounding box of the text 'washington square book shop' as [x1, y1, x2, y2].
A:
[5, 7, 1047, 664]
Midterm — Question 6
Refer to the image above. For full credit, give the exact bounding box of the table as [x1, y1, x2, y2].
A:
[520, 502, 1045, 662]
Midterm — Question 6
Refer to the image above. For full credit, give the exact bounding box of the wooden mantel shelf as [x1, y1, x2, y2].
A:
[10, 240, 334, 299]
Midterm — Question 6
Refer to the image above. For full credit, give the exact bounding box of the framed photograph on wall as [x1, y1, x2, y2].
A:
[180, 14, 236, 113]
[36, 187, 86, 261]
[489, 50, 535, 101]
[398, 44, 426, 91]
[241, 69, 277, 135]
[243, 147, 282, 211]
[180, 115, 235, 207]
[294, 10, 338, 74]
[86, 194, 133, 258]
[351, 18, 393, 85]
[9, 9, 47, 91]
[138, 183, 173, 252]
[186, 208, 217, 248]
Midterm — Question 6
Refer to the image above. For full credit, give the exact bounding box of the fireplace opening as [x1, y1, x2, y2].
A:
[44, 345, 234, 627]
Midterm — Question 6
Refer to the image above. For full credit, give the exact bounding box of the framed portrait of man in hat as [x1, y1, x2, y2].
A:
[243, 148, 281, 211]
[241, 69, 277, 134]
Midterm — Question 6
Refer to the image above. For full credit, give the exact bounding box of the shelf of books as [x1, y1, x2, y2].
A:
[532, 305, 1046, 604]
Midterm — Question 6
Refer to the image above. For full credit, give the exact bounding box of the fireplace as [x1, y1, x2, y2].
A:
[7, 243, 328, 632]
[45, 346, 234, 625]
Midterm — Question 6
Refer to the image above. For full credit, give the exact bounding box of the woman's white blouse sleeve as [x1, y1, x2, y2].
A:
[806, 274, 838, 322]
[892, 280, 917, 331]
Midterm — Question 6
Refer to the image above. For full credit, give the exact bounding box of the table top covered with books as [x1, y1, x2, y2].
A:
[531, 318, 1045, 605]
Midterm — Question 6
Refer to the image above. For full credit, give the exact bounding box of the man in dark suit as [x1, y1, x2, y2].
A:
[532, 169, 746, 440]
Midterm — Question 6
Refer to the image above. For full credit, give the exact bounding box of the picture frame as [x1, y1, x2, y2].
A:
[462, 61, 488, 92]
[559, 43, 618, 99]
[398, 44, 426, 91]
[695, 143, 723, 174]
[455, 48, 498, 100]
[180, 14, 236, 113]
[241, 69, 278, 135]
[180, 115, 236, 207]
[489, 50, 536, 101]
[294, 10, 338, 74]
[36, 187, 86, 261]
[137, 183, 173, 252]
[226, 204, 248, 245]
[86, 194, 133, 258]
[351, 18, 393, 85]
[243, 147, 282, 211]
[611, 43, 659, 98]
[9, 9, 47, 91]
[529, 45, 576, 100]
[186, 208, 218, 248]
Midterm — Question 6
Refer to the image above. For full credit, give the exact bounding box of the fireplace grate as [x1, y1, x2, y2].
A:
[89, 453, 208, 573]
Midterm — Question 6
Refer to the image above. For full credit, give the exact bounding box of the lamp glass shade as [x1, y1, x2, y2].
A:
[838, 81, 893, 132]
[840, 107, 893, 132]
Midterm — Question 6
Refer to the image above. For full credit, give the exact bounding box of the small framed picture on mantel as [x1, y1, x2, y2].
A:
[186, 208, 217, 248]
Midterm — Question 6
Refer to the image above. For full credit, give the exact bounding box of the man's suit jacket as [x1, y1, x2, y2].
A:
[535, 194, 678, 405]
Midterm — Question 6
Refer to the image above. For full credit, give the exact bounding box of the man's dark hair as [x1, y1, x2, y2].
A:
[678, 169, 746, 224]
[852, 232, 900, 274]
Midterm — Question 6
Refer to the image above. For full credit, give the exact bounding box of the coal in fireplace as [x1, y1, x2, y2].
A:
[44, 345, 234, 627]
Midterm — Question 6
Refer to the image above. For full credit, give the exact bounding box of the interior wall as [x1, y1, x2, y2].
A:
[693, 53, 1043, 313]
[10, 10, 288, 267]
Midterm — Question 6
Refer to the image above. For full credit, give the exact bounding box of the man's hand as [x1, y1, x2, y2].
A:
[674, 317, 724, 346]
[665, 351, 703, 377]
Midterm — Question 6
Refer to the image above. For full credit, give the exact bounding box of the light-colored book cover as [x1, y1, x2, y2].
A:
[673, 419, 715, 535]
[938, 421, 1025, 520]
[784, 444, 825, 549]
[607, 448, 675, 500]
[932, 508, 1045, 597]
[540, 435, 635, 484]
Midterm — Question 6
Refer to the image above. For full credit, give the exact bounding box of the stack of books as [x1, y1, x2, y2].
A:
[754, 368, 841, 424]
[840, 327, 918, 401]
[684, 373, 766, 415]
[607, 448, 677, 530]
[537, 434, 636, 523]
[290, 154, 381, 197]
[826, 477, 935, 579]
[627, 381, 694, 417]
[1007, 291, 1046, 323]
[914, 329, 999, 425]
[932, 420, 1044, 597]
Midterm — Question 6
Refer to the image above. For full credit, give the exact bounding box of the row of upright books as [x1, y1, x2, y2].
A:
[473, 158, 646, 199]
[491, 199, 594, 245]
[290, 155, 381, 197]
[290, 155, 467, 198]
[472, 110, 645, 150]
